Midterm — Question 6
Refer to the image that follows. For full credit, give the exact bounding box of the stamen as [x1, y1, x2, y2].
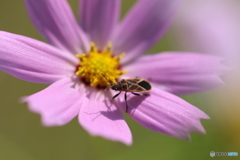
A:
[75, 42, 127, 88]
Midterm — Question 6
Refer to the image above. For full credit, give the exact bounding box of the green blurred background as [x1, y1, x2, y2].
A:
[0, 0, 239, 160]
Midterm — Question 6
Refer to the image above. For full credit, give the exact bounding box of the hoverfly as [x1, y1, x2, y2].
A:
[101, 74, 152, 113]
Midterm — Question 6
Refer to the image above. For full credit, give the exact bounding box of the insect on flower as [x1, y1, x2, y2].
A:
[101, 74, 152, 112]
[0, 0, 226, 145]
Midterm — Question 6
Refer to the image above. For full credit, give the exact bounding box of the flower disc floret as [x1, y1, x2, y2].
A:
[76, 42, 126, 87]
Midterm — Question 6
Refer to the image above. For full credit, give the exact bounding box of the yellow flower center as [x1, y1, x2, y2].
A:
[75, 42, 127, 88]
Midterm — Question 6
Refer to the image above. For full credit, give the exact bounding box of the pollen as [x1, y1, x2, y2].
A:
[75, 42, 127, 87]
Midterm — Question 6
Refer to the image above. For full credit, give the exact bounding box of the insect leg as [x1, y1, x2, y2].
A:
[131, 92, 141, 96]
[125, 92, 128, 113]
[112, 91, 121, 99]
[131, 92, 149, 96]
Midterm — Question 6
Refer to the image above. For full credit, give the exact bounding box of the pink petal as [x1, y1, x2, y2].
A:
[124, 53, 227, 95]
[22, 78, 84, 126]
[112, 0, 182, 64]
[25, 0, 89, 53]
[79, 91, 132, 145]
[116, 88, 209, 140]
[0, 31, 77, 84]
[80, 0, 120, 50]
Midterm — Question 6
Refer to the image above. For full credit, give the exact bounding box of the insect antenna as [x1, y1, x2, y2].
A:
[100, 73, 113, 91]
[100, 73, 113, 85]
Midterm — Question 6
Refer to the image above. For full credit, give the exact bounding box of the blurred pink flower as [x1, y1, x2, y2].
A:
[173, 0, 240, 66]
[0, 0, 226, 145]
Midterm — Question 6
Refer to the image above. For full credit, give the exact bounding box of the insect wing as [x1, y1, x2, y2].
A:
[125, 78, 151, 92]
[138, 80, 151, 90]
[126, 78, 141, 84]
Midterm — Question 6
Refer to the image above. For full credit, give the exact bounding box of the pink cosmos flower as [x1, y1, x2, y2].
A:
[0, 0, 226, 145]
